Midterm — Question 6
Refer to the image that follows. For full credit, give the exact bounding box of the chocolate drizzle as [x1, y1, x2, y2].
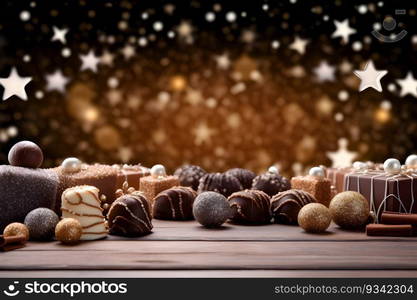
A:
[227, 189, 271, 224]
[153, 186, 197, 220]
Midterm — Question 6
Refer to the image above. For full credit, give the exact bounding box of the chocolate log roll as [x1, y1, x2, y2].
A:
[380, 212, 417, 225]
[366, 224, 415, 237]
[0, 235, 27, 251]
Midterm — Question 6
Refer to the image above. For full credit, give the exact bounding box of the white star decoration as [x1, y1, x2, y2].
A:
[0, 67, 32, 101]
[314, 61, 336, 82]
[80, 50, 100, 72]
[45, 70, 69, 93]
[51, 26, 68, 44]
[354, 60, 387, 92]
[327, 138, 357, 168]
[396, 72, 417, 98]
[289, 36, 309, 55]
[332, 19, 356, 44]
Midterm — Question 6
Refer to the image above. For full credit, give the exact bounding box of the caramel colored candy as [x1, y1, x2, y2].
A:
[3, 222, 30, 242]
[298, 203, 331, 233]
[55, 218, 83, 244]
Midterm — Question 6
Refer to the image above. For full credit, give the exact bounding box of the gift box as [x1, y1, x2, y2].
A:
[326, 167, 352, 194]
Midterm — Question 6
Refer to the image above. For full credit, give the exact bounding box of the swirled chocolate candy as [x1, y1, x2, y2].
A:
[107, 191, 153, 237]
[224, 168, 256, 189]
[153, 186, 197, 220]
[270, 189, 316, 225]
[174, 165, 207, 191]
[251, 172, 291, 197]
[198, 172, 243, 197]
[227, 190, 271, 224]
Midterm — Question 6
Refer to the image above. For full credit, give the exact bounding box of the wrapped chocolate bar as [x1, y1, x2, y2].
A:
[345, 158, 417, 221]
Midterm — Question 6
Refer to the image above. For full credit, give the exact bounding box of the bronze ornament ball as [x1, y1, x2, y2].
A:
[297, 203, 331, 233]
[329, 191, 370, 229]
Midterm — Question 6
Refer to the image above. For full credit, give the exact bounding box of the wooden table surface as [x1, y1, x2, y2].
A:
[1, 219, 417, 278]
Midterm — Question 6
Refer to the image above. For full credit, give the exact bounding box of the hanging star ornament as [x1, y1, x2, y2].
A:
[354, 60, 387, 92]
[396, 72, 417, 98]
[51, 26, 69, 44]
[326, 138, 357, 168]
[332, 19, 356, 44]
[0, 67, 32, 101]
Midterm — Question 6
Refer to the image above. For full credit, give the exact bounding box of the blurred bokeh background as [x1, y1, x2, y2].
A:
[0, 0, 416, 175]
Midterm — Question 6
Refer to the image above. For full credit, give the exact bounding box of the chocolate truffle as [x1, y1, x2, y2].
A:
[24, 208, 59, 240]
[198, 173, 243, 197]
[0, 166, 59, 231]
[193, 191, 231, 227]
[61, 185, 108, 240]
[107, 188, 153, 237]
[329, 191, 370, 229]
[298, 203, 331, 233]
[227, 190, 271, 224]
[271, 189, 317, 225]
[251, 172, 291, 197]
[153, 186, 197, 220]
[224, 168, 256, 189]
[55, 218, 83, 244]
[3, 222, 30, 242]
[174, 165, 207, 190]
[8, 141, 44, 168]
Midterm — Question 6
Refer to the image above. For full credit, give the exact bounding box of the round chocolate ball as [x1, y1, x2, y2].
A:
[193, 191, 231, 227]
[251, 172, 291, 197]
[198, 173, 243, 197]
[174, 165, 207, 190]
[153, 186, 197, 220]
[55, 218, 82, 244]
[8, 141, 44, 168]
[3, 222, 30, 241]
[224, 168, 256, 189]
[329, 191, 370, 229]
[24, 208, 59, 240]
[228, 190, 271, 224]
[298, 203, 331, 233]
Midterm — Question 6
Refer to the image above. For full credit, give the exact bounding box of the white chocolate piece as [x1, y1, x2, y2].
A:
[61, 185, 108, 240]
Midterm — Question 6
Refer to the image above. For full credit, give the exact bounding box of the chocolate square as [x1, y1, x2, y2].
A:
[139, 175, 180, 203]
[291, 175, 331, 206]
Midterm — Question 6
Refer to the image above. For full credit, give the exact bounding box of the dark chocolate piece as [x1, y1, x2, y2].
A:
[251, 172, 291, 197]
[228, 189, 271, 224]
[8, 141, 44, 168]
[0, 235, 27, 251]
[174, 165, 207, 190]
[224, 168, 256, 189]
[271, 189, 316, 225]
[153, 186, 197, 220]
[198, 172, 243, 197]
[107, 191, 153, 237]
[366, 224, 415, 237]
[380, 212, 417, 225]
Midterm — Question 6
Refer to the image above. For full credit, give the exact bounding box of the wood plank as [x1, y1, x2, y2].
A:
[2, 270, 417, 278]
[1, 241, 417, 270]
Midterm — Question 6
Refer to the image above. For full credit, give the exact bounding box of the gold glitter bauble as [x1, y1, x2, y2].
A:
[94, 125, 121, 150]
[3, 222, 30, 241]
[55, 218, 82, 244]
[329, 191, 369, 229]
[298, 203, 331, 233]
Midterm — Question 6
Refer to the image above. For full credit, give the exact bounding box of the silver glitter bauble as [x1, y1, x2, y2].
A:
[61, 157, 82, 173]
[405, 154, 417, 169]
[151, 164, 167, 178]
[383, 158, 401, 175]
[308, 166, 325, 178]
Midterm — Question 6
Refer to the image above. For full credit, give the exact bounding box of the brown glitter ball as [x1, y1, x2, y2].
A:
[3, 222, 29, 241]
[297, 203, 331, 233]
[55, 218, 83, 244]
[329, 191, 370, 229]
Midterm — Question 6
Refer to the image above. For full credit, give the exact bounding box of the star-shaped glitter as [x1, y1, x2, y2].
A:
[289, 36, 309, 55]
[45, 70, 69, 93]
[0, 67, 32, 101]
[396, 72, 417, 98]
[51, 26, 68, 44]
[354, 60, 387, 92]
[100, 50, 114, 66]
[327, 138, 357, 168]
[314, 61, 336, 82]
[80, 50, 100, 72]
[215, 53, 231, 70]
[332, 19, 356, 43]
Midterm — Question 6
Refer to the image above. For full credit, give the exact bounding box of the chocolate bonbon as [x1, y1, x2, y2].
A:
[224, 168, 256, 189]
[153, 186, 197, 220]
[193, 191, 231, 227]
[228, 190, 271, 224]
[198, 172, 243, 197]
[174, 165, 207, 191]
[24, 208, 59, 241]
[61, 185, 108, 240]
[270, 189, 316, 225]
[8, 141, 44, 168]
[251, 171, 290, 197]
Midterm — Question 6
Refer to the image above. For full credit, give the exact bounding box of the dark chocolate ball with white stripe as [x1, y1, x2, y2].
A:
[227, 190, 271, 224]
[198, 172, 243, 197]
[270, 189, 316, 225]
[174, 165, 207, 191]
[153, 186, 197, 220]
[224, 168, 256, 189]
[251, 172, 291, 197]
[107, 191, 153, 237]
